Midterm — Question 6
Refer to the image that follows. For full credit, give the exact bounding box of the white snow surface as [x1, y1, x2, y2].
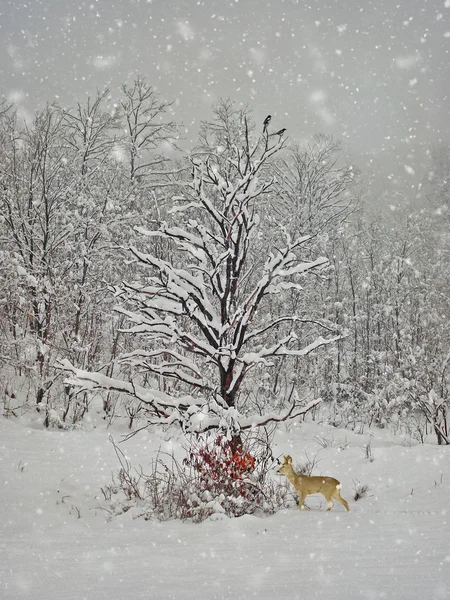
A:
[1, 416, 449, 600]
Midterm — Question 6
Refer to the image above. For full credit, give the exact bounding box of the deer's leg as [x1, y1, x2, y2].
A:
[332, 487, 350, 512]
[323, 494, 334, 511]
[297, 492, 308, 510]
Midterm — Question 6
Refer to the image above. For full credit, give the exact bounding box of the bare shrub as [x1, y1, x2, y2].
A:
[293, 450, 322, 476]
[362, 435, 375, 462]
[314, 434, 349, 451]
[353, 480, 371, 501]
[105, 430, 288, 522]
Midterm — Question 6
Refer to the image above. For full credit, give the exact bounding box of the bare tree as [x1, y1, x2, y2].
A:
[119, 76, 177, 186]
[61, 88, 120, 176]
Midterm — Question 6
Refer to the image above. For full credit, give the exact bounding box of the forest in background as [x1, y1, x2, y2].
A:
[1, 77, 449, 448]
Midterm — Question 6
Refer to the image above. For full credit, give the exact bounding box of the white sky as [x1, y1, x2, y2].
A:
[1, 0, 450, 192]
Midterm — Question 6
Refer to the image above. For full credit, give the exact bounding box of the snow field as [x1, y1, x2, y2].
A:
[1, 417, 449, 600]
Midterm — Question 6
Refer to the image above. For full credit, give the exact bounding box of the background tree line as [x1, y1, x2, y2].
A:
[0, 84, 448, 444]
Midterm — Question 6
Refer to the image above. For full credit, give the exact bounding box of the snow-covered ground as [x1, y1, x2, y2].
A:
[1, 415, 449, 600]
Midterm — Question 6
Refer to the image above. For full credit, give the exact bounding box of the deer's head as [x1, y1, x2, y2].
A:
[277, 455, 293, 475]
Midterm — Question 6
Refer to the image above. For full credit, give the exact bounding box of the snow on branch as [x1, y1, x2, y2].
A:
[243, 315, 338, 345]
[241, 334, 342, 365]
[58, 359, 201, 413]
[120, 348, 208, 389]
[240, 398, 322, 430]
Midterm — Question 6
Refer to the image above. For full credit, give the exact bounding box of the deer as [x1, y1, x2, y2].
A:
[277, 455, 350, 512]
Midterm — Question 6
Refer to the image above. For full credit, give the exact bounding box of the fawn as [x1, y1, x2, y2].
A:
[278, 455, 350, 512]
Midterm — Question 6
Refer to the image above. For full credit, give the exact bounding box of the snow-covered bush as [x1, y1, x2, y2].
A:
[105, 432, 287, 523]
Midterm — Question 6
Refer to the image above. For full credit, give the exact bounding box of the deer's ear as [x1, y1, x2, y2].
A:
[285, 455, 292, 464]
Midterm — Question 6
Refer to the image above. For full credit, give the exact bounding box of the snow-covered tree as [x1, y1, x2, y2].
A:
[264, 135, 359, 404]
[0, 105, 76, 406]
[59, 90, 123, 361]
[322, 206, 450, 441]
[62, 118, 340, 440]
[272, 135, 357, 237]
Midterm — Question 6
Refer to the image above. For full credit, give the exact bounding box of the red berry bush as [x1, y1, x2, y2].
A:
[105, 431, 287, 522]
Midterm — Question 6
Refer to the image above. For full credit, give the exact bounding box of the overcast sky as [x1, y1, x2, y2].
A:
[1, 0, 450, 194]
